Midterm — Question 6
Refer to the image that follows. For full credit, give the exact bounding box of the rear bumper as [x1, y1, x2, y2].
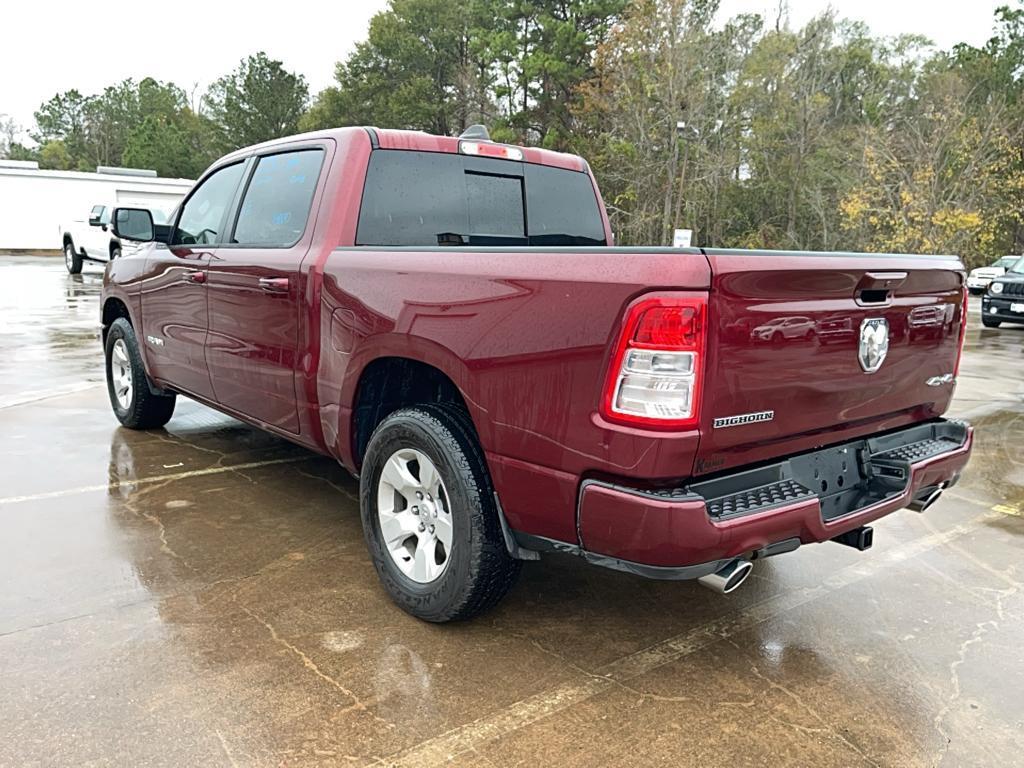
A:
[569, 419, 972, 578]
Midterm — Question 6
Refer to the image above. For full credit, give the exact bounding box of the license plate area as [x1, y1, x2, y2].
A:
[1011, 303, 1024, 313]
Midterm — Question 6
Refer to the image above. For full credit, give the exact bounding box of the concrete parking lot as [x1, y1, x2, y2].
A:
[1, 254, 1022, 767]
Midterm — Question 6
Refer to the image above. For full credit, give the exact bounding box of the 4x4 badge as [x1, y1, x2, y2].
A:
[858, 318, 889, 373]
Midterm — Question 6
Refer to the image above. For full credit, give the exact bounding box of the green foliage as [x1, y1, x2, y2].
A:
[206, 52, 309, 152]
[576, 0, 1024, 264]
[123, 114, 213, 179]
[474, 0, 627, 147]
[29, 78, 219, 175]
[38, 140, 73, 170]
[305, 0, 625, 148]
[18, 0, 1024, 265]
[303, 0, 490, 136]
[5, 143, 38, 162]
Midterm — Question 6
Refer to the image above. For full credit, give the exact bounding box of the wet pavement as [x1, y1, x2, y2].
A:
[1, 254, 1022, 767]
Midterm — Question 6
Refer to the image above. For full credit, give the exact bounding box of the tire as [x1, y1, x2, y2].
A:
[64, 240, 83, 274]
[982, 316, 1001, 328]
[360, 404, 521, 622]
[104, 317, 176, 429]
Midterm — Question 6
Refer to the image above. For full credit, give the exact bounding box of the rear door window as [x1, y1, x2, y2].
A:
[356, 150, 605, 247]
[232, 149, 325, 247]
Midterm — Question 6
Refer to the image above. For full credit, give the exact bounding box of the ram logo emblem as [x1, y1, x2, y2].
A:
[858, 318, 889, 373]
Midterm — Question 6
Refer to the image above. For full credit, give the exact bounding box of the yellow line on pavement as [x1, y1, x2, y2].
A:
[992, 503, 1022, 517]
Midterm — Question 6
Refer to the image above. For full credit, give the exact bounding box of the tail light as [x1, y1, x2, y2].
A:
[954, 284, 968, 377]
[601, 294, 707, 429]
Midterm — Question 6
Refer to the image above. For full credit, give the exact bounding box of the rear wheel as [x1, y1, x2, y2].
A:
[64, 241, 83, 274]
[982, 316, 1002, 328]
[105, 318, 176, 429]
[360, 404, 521, 622]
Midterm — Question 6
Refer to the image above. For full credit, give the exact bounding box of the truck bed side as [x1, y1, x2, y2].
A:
[318, 246, 711, 542]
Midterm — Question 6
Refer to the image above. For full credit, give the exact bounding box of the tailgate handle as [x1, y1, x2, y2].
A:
[855, 272, 906, 306]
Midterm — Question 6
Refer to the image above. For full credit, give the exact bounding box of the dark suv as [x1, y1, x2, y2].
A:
[981, 258, 1024, 328]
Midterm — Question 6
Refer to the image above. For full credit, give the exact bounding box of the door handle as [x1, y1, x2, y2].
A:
[183, 269, 206, 284]
[258, 276, 290, 293]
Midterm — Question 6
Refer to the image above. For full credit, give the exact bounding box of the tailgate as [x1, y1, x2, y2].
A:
[694, 249, 965, 476]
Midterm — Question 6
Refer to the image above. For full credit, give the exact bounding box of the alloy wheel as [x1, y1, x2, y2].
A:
[376, 448, 453, 583]
[110, 338, 133, 409]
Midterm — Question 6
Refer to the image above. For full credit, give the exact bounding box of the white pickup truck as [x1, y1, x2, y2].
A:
[61, 205, 168, 274]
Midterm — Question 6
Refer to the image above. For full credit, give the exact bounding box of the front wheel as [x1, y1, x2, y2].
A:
[64, 241, 83, 274]
[982, 316, 1002, 328]
[105, 318, 176, 429]
[360, 404, 521, 622]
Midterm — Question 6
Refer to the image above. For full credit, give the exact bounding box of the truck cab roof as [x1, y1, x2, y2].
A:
[217, 126, 588, 173]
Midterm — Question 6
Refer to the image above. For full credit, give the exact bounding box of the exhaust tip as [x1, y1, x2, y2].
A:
[698, 559, 753, 594]
[909, 484, 945, 513]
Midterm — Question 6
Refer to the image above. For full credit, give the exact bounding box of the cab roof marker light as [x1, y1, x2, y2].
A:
[459, 141, 524, 162]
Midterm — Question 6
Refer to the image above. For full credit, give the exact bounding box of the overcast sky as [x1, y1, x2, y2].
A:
[1, 1, 1007, 141]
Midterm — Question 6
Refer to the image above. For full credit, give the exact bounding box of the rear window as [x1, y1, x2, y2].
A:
[356, 150, 606, 247]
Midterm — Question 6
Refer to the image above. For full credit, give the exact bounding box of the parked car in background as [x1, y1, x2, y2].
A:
[100, 127, 972, 622]
[981, 258, 1024, 327]
[966, 255, 1021, 294]
[751, 316, 815, 342]
[62, 204, 167, 274]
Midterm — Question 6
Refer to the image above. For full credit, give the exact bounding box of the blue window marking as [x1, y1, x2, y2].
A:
[233, 149, 323, 246]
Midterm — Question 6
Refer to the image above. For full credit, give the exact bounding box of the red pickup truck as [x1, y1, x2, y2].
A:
[102, 127, 973, 622]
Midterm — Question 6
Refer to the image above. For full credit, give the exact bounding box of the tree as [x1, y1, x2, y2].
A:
[38, 140, 74, 170]
[206, 52, 309, 152]
[572, 0, 993, 252]
[304, 0, 624, 147]
[33, 90, 92, 168]
[575, 0, 747, 245]
[123, 116, 192, 178]
[0, 115, 13, 157]
[477, 0, 627, 147]
[302, 0, 492, 136]
[29, 78, 213, 175]
[839, 71, 1024, 267]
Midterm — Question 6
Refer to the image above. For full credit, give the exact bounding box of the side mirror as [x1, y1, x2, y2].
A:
[88, 214, 102, 227]
[112, 207, 154, 242]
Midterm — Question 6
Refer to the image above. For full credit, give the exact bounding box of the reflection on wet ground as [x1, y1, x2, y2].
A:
[1, 256, 1022, 767]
